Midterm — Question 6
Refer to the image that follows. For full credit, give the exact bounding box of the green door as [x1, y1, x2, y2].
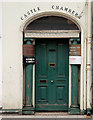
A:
[36, 38, 69, 111]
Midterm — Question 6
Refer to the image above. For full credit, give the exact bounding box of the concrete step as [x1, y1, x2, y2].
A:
[0, 112, 93, 120]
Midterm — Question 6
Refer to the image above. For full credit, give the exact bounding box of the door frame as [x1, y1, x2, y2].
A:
[23, 12, 82, 113]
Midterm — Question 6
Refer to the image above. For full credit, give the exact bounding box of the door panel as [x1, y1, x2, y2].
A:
[39, 43, 48, 77]
[38, 86, 48, 102]
[56, 86, 66, 101]
[57, 43, 66, 77]
[36, 38, 69, 111]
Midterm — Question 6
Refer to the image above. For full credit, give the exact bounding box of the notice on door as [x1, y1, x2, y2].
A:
[69, 56, 81, 64]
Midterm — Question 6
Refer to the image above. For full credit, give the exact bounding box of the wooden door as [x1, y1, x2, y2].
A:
[35, 38, 69, 111]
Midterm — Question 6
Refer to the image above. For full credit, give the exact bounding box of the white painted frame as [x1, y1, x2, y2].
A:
[24, 30, 80, 38]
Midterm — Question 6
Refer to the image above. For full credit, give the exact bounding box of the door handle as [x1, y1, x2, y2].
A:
[51, 80, 53, 83]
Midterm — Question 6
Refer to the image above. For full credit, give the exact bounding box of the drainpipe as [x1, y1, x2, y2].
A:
[86, 0, 92, 115]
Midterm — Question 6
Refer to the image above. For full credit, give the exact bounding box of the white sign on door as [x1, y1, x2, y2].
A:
[69, 56, 81, 64]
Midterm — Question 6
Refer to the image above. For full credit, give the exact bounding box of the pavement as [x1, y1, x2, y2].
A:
[0, 112, 93, 120]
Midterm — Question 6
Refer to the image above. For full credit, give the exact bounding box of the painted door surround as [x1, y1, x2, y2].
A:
[24, 11, 80, 114]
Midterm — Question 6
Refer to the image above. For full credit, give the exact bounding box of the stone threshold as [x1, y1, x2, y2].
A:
[0, 112, 88, 118]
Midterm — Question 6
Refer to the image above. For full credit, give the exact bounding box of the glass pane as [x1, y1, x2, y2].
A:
[26, 16, 79, 30]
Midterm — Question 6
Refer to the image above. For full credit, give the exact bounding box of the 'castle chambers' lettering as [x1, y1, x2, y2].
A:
[21, 7, 40, 20]
[21, 5, 81, 20]
[52, 5, 80, 18]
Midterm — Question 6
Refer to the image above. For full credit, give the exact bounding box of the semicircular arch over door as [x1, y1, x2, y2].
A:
[24, 15, 80, 38]
[23, 14, 81, 114]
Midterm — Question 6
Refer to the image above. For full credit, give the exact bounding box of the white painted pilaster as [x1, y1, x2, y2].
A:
[32, 64, 35, 108]
[80, 30, 84, 111]
[69, 65, 71, 107]
[86, 0, 92, 110]
[83, 37, 87, 110]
